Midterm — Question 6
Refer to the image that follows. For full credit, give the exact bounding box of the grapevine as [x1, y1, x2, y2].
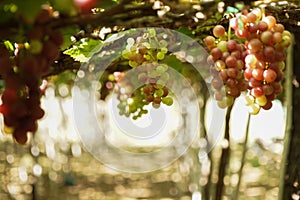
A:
[0, 6, 63, 144]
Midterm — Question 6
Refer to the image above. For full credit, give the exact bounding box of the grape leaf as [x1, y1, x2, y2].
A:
[63, 38, 103, 62]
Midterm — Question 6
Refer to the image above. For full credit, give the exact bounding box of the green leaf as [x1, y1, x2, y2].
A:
[63, 38, 103, 62]
[226, 6, 238, 14]
[177, 26, 194, 38]
[4, 40, 14, 51]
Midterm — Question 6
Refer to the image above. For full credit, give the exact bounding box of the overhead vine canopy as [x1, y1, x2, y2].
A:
[0, 0, 299, 143]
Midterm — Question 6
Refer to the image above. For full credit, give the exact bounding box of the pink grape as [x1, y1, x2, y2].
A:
[258, 21, 268, 32]
[251, 86, 264, 97]
[213, 25, 225, 38]
[260, 31, 273, 45]
[247, 38, 262, 53]
[226, 40, 237, 52]
[225, 56, 237, 68]
[252, 68, 264, 81]
[263, 69, 277, 83]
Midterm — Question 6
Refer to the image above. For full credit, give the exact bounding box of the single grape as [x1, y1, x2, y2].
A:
[246, 12, 257, 23]
[230, 50, 241, 59]
[226, 78, 237, 88]
[162, 97, 173, 106]
[213, 25, 226, 38]
[244, 95, 255, 106]
[273, 32, 282, 43]
[247, 38, 262, 53]
[217, 41, 227, 52]
[258, 21, 268, 32]
[248, 23, 259, 33]
[255, 94, 267, 106]
[211, 48, 222, 60]
[212, 78, 223, 90]
[251, 86, 264, 97]
[219, 69, 228, 81]
[252, 68, 264, 81]
[227, 67, 238, 78]
[214, 60, 226, 71]
[273, 24, 284, 33]
[249, 77, 262, 88]
[156, 51, 165, 60]
[225, 56, 237, 68]
[227, 87, 240, 98]
[204, 36, 216, 47]
[262, 15, 276, 29]
[226, 40, 237, 52]
[262, 100, 272, 110]
[248, 103, 260, 115]
[263, 68, 277, 83]
[262, 84, 274, 96]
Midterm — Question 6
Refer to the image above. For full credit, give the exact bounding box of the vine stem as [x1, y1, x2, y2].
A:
[215, 103, 234, 200]
[278, 33, 294, 200]
[233, 113, 251, 199]
[227, 22, 231, 41]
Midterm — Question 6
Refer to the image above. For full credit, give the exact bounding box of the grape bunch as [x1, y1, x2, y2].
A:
[204, 25, 248, 108]
[0, 6, 63, 144]
[230, 8, 291, 114]
[116, 29, 173, 119]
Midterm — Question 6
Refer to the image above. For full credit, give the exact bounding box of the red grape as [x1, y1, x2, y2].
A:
[73, 0, 98, 14]
[263, 69, 277, 83]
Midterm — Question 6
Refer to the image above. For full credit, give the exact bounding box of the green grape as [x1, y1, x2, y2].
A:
[156, 52, 165, 60]
[244, 95, 255, 106]
[143, 42, 151, 49]
[154, 84, 163, 89]
[217, 41, 227, 52]
[159, 40, 168, 48]
[108, 74, 115, 81]
[160, 47, 168, 53]
[154, 88, 164, 97]
[162, 96, 173, 106]
[144, 54, 151, 60]
[148, 28, 156, 37]
[248, 103, 260, 115]
[217, 100, 227, 109]
[129, 60, 138, 67]
[255, 95, 267, 106]
[122, 49, 130, 59]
